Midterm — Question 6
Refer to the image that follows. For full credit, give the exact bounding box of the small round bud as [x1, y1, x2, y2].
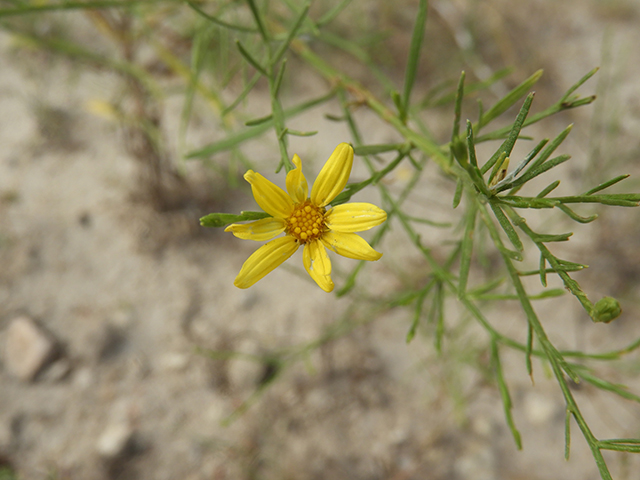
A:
[591, 297, 622, 323]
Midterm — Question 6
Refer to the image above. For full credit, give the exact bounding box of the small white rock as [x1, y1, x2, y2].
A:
[96, 422, 133, 459]
[4, 316, 57, 381]
[158, 352, 190, 372]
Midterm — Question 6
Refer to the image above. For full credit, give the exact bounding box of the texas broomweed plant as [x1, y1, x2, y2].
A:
[194, 1, 640, 477]
[3, 0, 637, 478]
[223, 143, 386, 292]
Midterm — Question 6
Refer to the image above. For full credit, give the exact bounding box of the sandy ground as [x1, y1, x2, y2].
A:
[1, 1, 640, 479]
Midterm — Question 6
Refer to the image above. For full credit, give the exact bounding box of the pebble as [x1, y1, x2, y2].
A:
[3, 316, 57, 381]
[96, 422, 134, 459]
[158, 352, 190, 372]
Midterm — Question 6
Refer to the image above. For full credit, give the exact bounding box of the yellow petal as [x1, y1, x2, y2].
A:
[310, 143, 354, 207]
[225, 217, 286, 241]
[234, 236, 299, 289]
[286, 154, 309, 203]
[244, 170, 294, 219]
[325, 202, 387, 233]
[303, 240, 334, 292]
[320, 231, 382, 261]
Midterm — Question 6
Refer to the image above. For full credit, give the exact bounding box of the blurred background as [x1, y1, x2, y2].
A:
[1, 0, 640, 478]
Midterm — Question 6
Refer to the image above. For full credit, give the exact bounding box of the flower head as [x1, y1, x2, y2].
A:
[225, 143, 387, 292]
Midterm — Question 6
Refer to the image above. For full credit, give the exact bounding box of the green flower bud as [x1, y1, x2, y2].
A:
[591, 297, 622, 323]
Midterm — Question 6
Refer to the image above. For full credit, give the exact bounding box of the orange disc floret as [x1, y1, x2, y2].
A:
[286, 200, 326, 243]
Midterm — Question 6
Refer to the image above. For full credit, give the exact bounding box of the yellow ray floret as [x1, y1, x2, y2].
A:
[225, 143, 386, 292]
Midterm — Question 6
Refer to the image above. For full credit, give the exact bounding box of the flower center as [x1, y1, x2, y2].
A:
[286, 201, 326, 243]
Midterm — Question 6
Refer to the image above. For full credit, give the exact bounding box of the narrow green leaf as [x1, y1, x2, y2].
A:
[600, 438, 640, 446]
[474, 69, 595, 143]
[458, 203, 477, 298]
[245, 114, 273, 126]
[390, 290, 421, 307]
[200, 211, 271, 227]
[501, 154, 571, 192]
[553, 193, 640, 207]
[528, 124, 573, 172]
[554, 351, 581, 384]
[187, 1, 258, 32]
[407, 153, 423, 171]
[490, 203, 524, 252]
[584, 174, 630, 195]
[401, 0, 428, 121]
[324, 113, 345, 122]
[564, 96, 596, 108]
[556, 258, 588, 269]
[452, 71, 466, 139]
[453, 179, 464, 208]
[246, 0, 270, 42]
[466, 121, 479, 168]
[467, 277, 505, 296]
[272, 3, 311, 65]
[530, 232, 573, 243]
[479, 70, 543, 129]
[539, 254, 547, 287]
[536, 180, 560, 198]
[498, 196, 559, 209]
[317, 0, 353, 26]
[480, 149, 503, 175]
[391, 90, 404, 119]
[499, 247, 524, 261]
[561, 67, 599, 103]
[406, 287, 431, 343]
[497, 138, 548, 182]
[336, 261, 365, 297]
[470, 289, 565, 301]
[236, 40, 268, 76]
[223, 72, 261, 116]
[406, 216, 451, 227]
[285, 129, 317, 137]
[434, 282, 445, 353]
[526, 322, 534, 380]
[565, 409, 571, 460]
[519, 264, 585, 276]
[598, 443, 640, 454]
[491, 341, 523, 449]
[576, 367, 640, 403]
[0, 0, 182, 17]
[273, 58, 287, 96]
[557, 205, 598, 223]
[501, 92, 535, 158]
[466, 122, 492, 196]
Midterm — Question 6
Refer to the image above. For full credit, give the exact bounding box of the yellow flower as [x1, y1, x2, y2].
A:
[225, 143, 387, 292]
